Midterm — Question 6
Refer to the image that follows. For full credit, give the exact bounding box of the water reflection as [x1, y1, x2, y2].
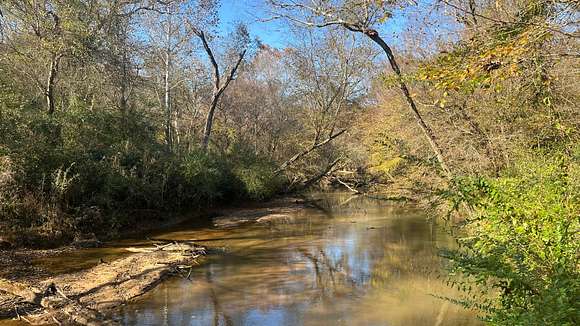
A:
[115, 193, 478, 325]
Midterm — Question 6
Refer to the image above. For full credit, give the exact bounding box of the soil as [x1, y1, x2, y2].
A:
[0, 242, 205, 325]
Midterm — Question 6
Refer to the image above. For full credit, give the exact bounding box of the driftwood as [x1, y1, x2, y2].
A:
[339, 194, 360, 207]
[334, 177, 362, 194]
[125, 242, 204, 254]
[1, 242, 206, 325]
[0, 280, 43, 306]
[148, 237, 199, 244]
[0, 279, 115, 325]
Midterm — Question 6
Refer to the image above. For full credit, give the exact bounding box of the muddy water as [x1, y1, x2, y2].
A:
[109, 193, 479, 326]
[0, 193, 480, 325]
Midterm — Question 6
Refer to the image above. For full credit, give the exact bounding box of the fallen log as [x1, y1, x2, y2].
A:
[125, 242, 205, 254]
[276, 129, 347, 174]
[294, 158, 341, 191]
[334, 177, 362, 194]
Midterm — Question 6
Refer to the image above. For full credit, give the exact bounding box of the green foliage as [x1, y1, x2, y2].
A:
[442, 151, 580, 325]
[0, 95, 287, 244]
[418, 25, 552, 97]
[416, 0, 562, 114]
[181, 150, 237, 203]
[234, 160, 283, 201]
[367, 130, 405, 177]
[181, 148, 284, 202]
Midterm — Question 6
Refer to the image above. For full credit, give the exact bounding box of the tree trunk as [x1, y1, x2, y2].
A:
[201, 94, 219, 151]
[456, 102, 499, 173]
[164, 46, 172, 151]
[298, 157, 341, 190]
[193, 28, 246, 152]
[276, 129, 347, 174]
[118, 51, 129, 115]
[46, 53, 62, 115]
[365, 31, 451, 176]
[163, 15, 173, 151]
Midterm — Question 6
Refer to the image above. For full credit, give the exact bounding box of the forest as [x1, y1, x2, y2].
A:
[0, 0, 578, 325]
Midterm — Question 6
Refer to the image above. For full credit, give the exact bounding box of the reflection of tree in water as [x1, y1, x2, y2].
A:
[299, 195, 448, 293]
[114, 193, 478, 325]
[206, 271, 234, 326]
[299, 248, 340, 299]
[368, 224, 444, 288]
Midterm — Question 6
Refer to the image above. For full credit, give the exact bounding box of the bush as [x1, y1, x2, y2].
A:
[0, 95, 288, 246]
[442, 151, 579, 325]
[181, 148, 285, 203]
[0, 155, 19, 225]
[234, 161, 283, 201]
[181, 150, 238, 204]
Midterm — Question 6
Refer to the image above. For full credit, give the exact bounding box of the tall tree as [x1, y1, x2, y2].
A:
[269, 0, 452, 175]
[142, 2, 194, 151]
[1, 1, 75, 114]
[289, 29, 374, 144]
[189, 22, 250, 151]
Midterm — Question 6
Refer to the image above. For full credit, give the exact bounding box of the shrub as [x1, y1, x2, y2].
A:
[234, 161, 283, 201]
[0, 155, 19, 225]
[181, 150, 239, 204]
[442, 151, 579, 325]
[0, 98, 287, 245]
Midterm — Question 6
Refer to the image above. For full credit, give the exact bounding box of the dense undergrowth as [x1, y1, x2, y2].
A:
[443, 150, 579, 325]
[0, 102, 284, 247]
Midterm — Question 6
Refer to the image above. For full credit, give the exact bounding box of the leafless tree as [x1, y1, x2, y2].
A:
[194, 26, 249, 151]
[142, 2, 195, 151]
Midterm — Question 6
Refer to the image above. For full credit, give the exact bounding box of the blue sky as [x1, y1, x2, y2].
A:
[217, 0, 407, 48]
[218, 0, 291, 48]
[217, 0, 459, 52]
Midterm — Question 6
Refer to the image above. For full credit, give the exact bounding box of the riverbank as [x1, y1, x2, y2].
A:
[1, 241, 205, 325]
[0, 196, 312, 324]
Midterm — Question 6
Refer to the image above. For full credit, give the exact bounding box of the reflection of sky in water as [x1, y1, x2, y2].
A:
[114, 193, 481, 326]
[242, 308, 300, 325]
[324, 226, 373, 286]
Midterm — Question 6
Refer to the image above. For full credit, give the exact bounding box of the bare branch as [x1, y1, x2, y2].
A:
[439, 0, 579, 38]
[219, 49, 247, 94]
[193, 29, 220, 90]
[276, 129, 347, 174]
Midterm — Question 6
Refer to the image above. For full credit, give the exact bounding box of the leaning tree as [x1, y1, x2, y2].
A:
[269, 0, 451, 176]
